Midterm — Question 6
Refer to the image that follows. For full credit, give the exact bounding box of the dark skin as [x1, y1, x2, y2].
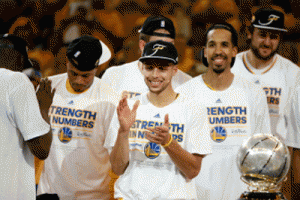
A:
[26, 78, 55, 160]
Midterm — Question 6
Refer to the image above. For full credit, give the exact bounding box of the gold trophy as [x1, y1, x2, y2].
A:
[236, 133, 291, 200]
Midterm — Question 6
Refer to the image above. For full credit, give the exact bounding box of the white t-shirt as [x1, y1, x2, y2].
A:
[37, 73, 119, 200]
[232, 52, 300, 141]
[104, 93, 212, 200]
[101, 60, 192, 98]
[176, 74, 271, 200]
[0, 69, 50, 200]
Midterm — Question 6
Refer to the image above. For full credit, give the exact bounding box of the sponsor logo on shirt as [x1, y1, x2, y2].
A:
[154, 113, 160, 118]
[216, 99, 222, 103]
[68, 100, 74, 105]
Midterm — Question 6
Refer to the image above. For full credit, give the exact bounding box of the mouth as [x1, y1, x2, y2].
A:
[149, 80, 162, 87]
[212, 56, 227, 65]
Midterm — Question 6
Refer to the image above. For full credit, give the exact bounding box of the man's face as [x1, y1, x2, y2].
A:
[142, 59, 177, 94]
[249, 28, 281, 61]
[205, 28, 237, 74]
[66, 61, 97, 92]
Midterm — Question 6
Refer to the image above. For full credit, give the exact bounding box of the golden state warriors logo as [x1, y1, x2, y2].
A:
[210, 126, 227, 143]
[259, 14, 280, 25]
[58, 127, 73, 143]
[144, 142, 161, 159]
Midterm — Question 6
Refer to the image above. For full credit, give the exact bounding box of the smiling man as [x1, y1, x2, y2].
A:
[176, 23, 271, 200]
[37, 35, 119, 200]
[105, 40, 211, 200]
[232, 8, 300, 199]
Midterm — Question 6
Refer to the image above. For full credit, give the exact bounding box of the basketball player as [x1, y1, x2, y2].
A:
[37, 35, 119, 199]
[231, 8, 300, 199]
[101, 15, 192, 99]
[0, 37, 53, 199]
[176, 23, 271, 200]
[104, 40, 211, 199]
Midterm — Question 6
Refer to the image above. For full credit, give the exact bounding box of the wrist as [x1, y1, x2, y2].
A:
[162, 134, 173, 148]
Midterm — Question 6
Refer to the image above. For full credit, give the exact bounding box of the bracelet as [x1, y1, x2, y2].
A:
[162, 135, 173, 148]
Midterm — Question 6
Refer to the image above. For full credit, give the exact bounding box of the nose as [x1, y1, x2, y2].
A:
[264, 36, 271, 45]
[152, 68, 159, 77]
[214, 44, 222, 54]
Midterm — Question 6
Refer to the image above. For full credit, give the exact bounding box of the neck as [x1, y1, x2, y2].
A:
[202, 67, 234, 91]
[246, 50, 275, 69]
[147, 87, 177, 108]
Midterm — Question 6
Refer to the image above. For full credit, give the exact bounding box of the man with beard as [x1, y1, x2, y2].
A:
[232, 8, 300, 199]
[176, 23, 271, 200]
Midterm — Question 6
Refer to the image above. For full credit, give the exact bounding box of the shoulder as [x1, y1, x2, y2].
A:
[175, 75, 203, 93]
[0, 70, 32, 89]
[102, 60, 138, 77]
[234, 75, 265, 95]
[275, 54, 300, 72]
[47, 73, 67, 88]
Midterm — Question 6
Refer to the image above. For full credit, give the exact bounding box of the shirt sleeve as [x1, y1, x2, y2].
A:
[185, 101, 212, 155]
[9, 73, 50, 141]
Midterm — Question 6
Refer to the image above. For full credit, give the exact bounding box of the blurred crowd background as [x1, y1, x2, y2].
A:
[1, 0, 300, 78]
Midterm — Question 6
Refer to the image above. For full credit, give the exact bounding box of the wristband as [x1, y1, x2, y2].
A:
[162, 135, 173, 148]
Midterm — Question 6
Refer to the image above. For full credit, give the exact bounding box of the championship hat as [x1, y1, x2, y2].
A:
[0, 33, 33, 69]
[139, 40, 178, 65]
[67, 35, 111, 71]
[251, 8, 287, 32]
[138, 15, 176, 39]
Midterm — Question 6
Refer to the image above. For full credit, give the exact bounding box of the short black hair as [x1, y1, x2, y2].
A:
[204, 23, 238, 47]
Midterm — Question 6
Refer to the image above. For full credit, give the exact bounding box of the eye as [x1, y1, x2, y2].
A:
[222, 42, 229, 47]
[82, 74, 89, 78]
[208, 43, 215, 47]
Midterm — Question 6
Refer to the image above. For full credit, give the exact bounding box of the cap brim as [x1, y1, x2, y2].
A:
[139, 56, 177, 65]
[253, 24, 287, 32]
[99, 40, 112, 65]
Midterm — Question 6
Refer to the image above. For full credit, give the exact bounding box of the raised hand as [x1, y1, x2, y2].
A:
[117, 96, 140, 132]
[146, 114, 171, 146]
[36, 78, 56, 123]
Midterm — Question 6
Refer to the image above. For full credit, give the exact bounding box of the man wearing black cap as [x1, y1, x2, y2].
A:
[176, 23, 271, 200]
[232, 9, 300, 198]
[101, 15, 191, 99]
[0, 33, 33, 71]
[37, 35, 119, 199]
[104, 40, 211, 199]
[0, 34, 54, 199]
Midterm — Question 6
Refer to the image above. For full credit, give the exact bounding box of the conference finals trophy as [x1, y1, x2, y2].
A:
[236, 133, 291, 200]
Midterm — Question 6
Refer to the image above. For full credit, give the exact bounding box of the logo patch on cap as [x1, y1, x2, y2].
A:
[161, 20, 165, 27]
[74, 51, 81, 58]
[259, 14, 280, 26]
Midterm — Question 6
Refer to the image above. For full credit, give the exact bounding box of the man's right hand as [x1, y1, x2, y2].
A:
[36, 78, 55, 123]
[117, 97, 139, 133]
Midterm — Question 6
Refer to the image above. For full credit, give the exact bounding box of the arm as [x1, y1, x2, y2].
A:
[146, 114, 204, 179]
[110, 97, 139, 175]
[26, 78, 55, 160]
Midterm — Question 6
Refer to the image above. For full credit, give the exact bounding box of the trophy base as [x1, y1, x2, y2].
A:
[238, 191, 287, 200]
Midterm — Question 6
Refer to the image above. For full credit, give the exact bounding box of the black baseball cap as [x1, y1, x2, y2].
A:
[0, 33, 33, 69]
[139, 40, 178, 65]
[251, 8, 287, 32]
[67, 35, 111, 71]
[138, 15, 176, 39]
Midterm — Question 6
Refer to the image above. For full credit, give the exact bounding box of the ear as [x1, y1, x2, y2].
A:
[232, 46, 238, 57]
[172, 65, 178, 76]
[139, 40, 147, 54]
[204, 47, 207, 58]
[247, 32, 252, 40]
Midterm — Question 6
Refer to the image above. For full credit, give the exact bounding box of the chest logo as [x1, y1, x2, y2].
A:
[58, 127, 73, 143]
[144, 142, 161, 159]
[210, 126, 227, 143]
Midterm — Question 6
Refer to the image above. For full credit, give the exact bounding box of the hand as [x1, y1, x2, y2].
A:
[36, 78, 55, 123]
[146, 114, 170, 145]
[117, 97, 139, 132]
